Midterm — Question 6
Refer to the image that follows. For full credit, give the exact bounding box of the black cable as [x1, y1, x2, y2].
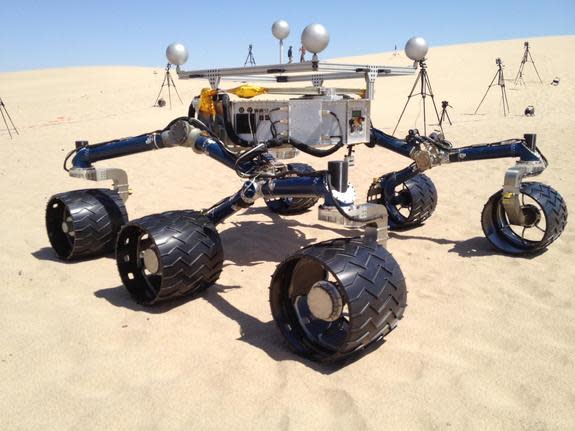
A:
[282, 137, 344, 157]
[233, 143, 270, 177]
[268, 109, 344, 157]
[62, 148, 78, 172]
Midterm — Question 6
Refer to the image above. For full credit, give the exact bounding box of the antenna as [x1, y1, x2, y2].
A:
[0, 97, 19, 139]
[393, 36, 443, 136]
[474, 58, 510, 116]
[272, 19, 290, 64]
[154, 42, 188, 109]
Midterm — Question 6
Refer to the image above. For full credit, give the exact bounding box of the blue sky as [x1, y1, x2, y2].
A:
[0, 0, 573, 72]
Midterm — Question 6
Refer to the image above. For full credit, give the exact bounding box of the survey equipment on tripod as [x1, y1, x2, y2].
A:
[393, 36, 443, 136]
[515, 41, 543, 85]
[272, 19, 290, 63]
[0, 97, 19, 139]
[44, 32, 567, 363]
[244, 44, 256, 67]
[439, 100, 452, 126]
[154, 42, 187, 109]
[474, 57, 510, 116]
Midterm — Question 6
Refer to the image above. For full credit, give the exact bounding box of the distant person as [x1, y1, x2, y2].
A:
[287, 46, 293, 63]
[299, 45, 306, 63]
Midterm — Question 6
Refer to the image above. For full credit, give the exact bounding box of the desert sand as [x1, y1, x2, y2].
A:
[1, 35, 574, 430]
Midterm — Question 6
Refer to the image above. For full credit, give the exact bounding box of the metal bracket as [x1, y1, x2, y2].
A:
[207, 69, 221, 89]
[69, 167, 130, 202]
[365, 66, 378, 100]
[363, 217, 388, 246]
[501, 161, 545, 225]
[318, 202, 388, 246]
[311, 74, 324, 88]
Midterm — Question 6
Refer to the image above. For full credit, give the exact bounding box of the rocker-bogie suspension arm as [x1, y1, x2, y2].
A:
[71, 121, 253, 172]
[370, 127, 544, 164]
[205, 175, 329, 225]
[72, 133, 163, 168]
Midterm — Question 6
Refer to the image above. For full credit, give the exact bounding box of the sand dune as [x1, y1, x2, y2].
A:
[0, 35, 574, 430]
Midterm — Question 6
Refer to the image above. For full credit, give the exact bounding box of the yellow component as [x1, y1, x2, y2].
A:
[199, 88, 219, 117]
[502, 192, 514, 200]
[226, 84, 268, 99]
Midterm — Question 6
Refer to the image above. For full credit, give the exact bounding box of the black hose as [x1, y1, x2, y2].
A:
[280, 137, 344, 157]
[62, 148, 78, 172]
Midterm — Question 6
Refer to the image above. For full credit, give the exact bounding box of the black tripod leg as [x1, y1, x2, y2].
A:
[168, 73, 184, 104]
[1, 107, 13, 139]
[445, 110, 452, 126]
[528, 51, 543, 84]
[393, 71, 422, 136]
[500, 69, 510, 116]
[514, 55, 525, 85]
[421, 74, 427, 135]
[154, 72, 168, 106]
[2, 104, 18, 134]
[424, 74, 444, 135]
[474, 70, 499, 114]
[503, 85, 510, 116]
[500, 85, 507, 116]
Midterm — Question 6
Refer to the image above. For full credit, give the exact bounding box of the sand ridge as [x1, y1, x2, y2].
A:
[0, 36, 574, 430]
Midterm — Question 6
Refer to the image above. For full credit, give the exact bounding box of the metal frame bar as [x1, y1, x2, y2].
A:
[177, 61, 415, 97]
[176, 61, 415, 79]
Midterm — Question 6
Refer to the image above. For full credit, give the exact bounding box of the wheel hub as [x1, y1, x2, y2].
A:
[394, 189, 412, 207]
[307, 280, 343, 322]
[142, 248, 160, 274]
[61, 217, 74, 236]
[521, 204, 541, 227]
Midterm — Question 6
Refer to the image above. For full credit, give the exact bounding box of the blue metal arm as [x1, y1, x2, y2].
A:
[72, 133, 163, 168]
[448, 140, 542, 163]
[370, 127, 544, 163]
[370, 128, 416, 158]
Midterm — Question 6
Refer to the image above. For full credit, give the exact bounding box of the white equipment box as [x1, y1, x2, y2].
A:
[229, 98, 370, 147]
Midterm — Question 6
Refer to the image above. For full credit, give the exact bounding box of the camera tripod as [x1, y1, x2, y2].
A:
[393, 59, 443, 136]
[439, 100, 452, 126]
[154, 63, 183, 109]
[474, 58, 510, 117]
[515, 42, 542, 85]
[0, 97, 19, 139]
[244, 44, 256, 67]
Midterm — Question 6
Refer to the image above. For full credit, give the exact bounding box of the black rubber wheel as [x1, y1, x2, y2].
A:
[270, 237, 407, 362]
[116, 210, 223, 305]
[367, 173, 437, 229]
[265, 163, 320, 215]
[46, 189, 128, 260]
[481, 182, 567, 255]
